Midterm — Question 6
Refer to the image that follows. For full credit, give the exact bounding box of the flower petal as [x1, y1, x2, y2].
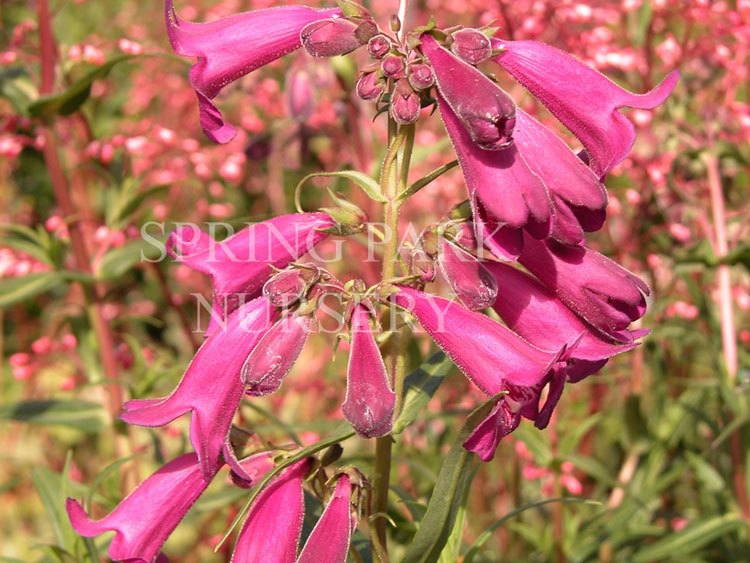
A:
[296, 475, 354, 563]
[491, 38, 679, 176]
[120, 297, 276, 480]
[343, 304, 395, 438]
[166, 1, 341, 142]
[232, 459, 311, 563]
[67, 453, 213, 562]
[167, 212, 334, 337]
[243, 314, 313, 396]
[437, 93, 552, 237]
[463, 400, 521, 462]
[513, 110, 607, 245]
[393, 287, 562, 393]
[518, 233, 650, 342]
[438, 227, 498, 311]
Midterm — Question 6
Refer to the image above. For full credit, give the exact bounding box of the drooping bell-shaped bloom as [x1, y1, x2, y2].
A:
[437, 223, 497, 311]
[121, 297, 277, 480]
[232, 459, 311, 563]
[517, 233, 650, 343]
[484, 260, 642, 380]
[343, 303, 396, 438]
[167, 212, 335, 336]
[165, 1, 341, 142]
[66, 453, 215, 563]
[392, 286, 562, 394]
[513, 109, 607, 245]
[421, 35, 516, 151]
[490, 38, 679, 177]
[243, 313, 313, 396]
[296, 474, 355, 563]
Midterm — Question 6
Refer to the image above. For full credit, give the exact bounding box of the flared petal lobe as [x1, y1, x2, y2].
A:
[166, 1, 341, 142]
[463, 400, 521, 462]
[296, 475, 354, 563]
[491, 38, 679, 176]
[393, 287, 562, 393]
[66, 453, 213, 563]
[232, 459, 311, 563]
[167, 212, 334, 336]
[120, 297, 276, 480]
[517, 233, 650, 342]
[513, 110, 607, 245]
[343, 304, 396, 438]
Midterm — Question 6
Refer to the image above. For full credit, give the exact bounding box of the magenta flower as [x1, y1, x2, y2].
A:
[490, 38, 679, 177]
[517, 232, 650, 343]
[167, 212, 334, 336]
[233, 461, 355, 563]
[484, 260, 643, 381]
[342, 303, 396, 438]
[166, 1, 341, 142]
[120, 296, 277, 480]
[296, 474, 355, 563]
[392, 286, 562, 394]
[66, 453, 215, 562]
[437, 223, 497, 311]
[512, 109, 608, 246]
[243, 313, 314, 396]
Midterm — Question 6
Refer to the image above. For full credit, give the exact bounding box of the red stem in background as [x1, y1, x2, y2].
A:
[704, 150, 749, 524]
[37, 0, 123, 418]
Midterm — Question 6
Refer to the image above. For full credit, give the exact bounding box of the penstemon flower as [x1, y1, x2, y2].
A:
[67, 1, 678, 560]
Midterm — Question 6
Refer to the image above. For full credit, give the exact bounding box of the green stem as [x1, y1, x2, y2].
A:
[371, 121, 415, 562]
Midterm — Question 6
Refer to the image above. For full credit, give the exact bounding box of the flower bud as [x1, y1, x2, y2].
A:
[263, 269, 309, 308]
[381, 54, 405, 77]
[301, 18, 364, 58]
[367, 34, 391, 59]
[286, 69, 314, 122]
[451, 28, 492, 65]
[356, 71, 384, 100]
[408, 63, 435, 90]
[389, 79, 420, 124]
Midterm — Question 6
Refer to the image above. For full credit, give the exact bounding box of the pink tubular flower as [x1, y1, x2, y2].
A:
[513, 110, 607, 246]
[342, 303, 396, 438]
[437, 223, 498, 311]
[167, 212, 335, 336]
[243, 313, 314, 396]
[66, 453, 215, 562]
[120, 297, 277, 480]
[232, 461, 355, 563]
[296, 474, 355, 563]
[490, 38, 679, 177]
[232, 459, 311, 562]
[517, 233, 650, 343]
[166, 1, 341, 142]
[484, 260, 643, 381]
[392, 286, 562, 394]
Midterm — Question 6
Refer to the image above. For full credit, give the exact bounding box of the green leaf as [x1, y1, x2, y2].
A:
[295, 170, 387, 211]
[631, 514, 744, 562]
[0, 400, 106, 433]
[401, 397, 499, 563]
[393, 352, 453, 434]
[398, 160, 458, 201]
[216, 425, 356, 550]
[684, 452, 725, 492]
[0, 65, 37, 115]
[108, 183, 169, 228]
[96, 237, 165, 280]
[437, 469, 473, 563]
[32, 467, 78, 551]
[28, 55, 140, 118]
[0, 272, 66, 309]
[464, 498, 600, 563]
